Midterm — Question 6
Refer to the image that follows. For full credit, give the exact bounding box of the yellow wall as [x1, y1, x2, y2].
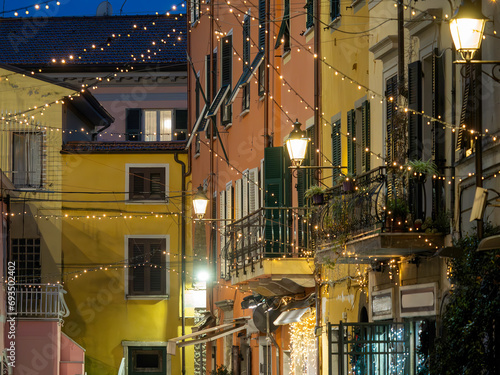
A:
[61, 152, 193, 374]
[0, 68, 75, 282]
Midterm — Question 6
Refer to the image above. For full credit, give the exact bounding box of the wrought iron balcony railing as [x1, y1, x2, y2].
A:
[316, 167, 388, 246]
[221, 207, 313, 279]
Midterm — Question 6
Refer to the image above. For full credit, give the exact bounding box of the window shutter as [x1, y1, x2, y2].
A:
[219, 189, 226, 278]
[226, 182, 233, 221]
[131, 243, 145, 293]
[433, 49, 445, 165]
[205, 54, 211, 101]
[264, 147, 289, 255]
[131, 172, 145, 200]
[260, 159, 265, 208]
[331, 0, 340, 20]
[175, 110, 188, 130]
[408, 61, 422, 161]
[361, 100, 371, 172]
[235, 179, 242, 220]
[221, 36, 232, 86]
[305, 0, 314, 29]
[243, 15, 250, 66]
[149, 243, 163, 293]
[274, 0, 290, 49]
[347, 109, 356, 175]
[331, 119, 341, 183]
[258, 0, 266, 51]
[242, 170, 249, 218]
[212, 51, 218, 101]
[126, 108, 142, 141]
[386, 75, 398, 165]
[248, 167, 260, 213]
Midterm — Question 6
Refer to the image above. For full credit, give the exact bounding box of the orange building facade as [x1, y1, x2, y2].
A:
[181, 0, 320, 373]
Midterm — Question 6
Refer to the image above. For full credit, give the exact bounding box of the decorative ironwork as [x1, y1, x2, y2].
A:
[222, 207, 312, 278]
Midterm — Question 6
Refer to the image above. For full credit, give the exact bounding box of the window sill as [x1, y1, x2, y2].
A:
[126, 200, 169, 205]
[191, 19, 200, 28]
[240, 109, 250, 117]
[224, 123, 232, 130]
[194, 152, 200, 159]
[328, 16, 341, 31]
[259, 94, 265, 102]
[126, 295, 169, 300]
[304, 27, 314, 38]
[283, 50, 291, 65]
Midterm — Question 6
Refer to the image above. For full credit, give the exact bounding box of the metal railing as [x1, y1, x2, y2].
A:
[221, 207, 312, 278]
[13, 283, 70, 320]
[316, 167, 388, 245]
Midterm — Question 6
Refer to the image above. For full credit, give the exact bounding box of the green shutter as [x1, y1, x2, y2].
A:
[274, 0, 290, 49]
[258, 0, 266, 51]
[347, 109, 356, 175]
[305, 0, 314, 29]
[361, 101, 370, 172]
[331, 119, 341, 183]
[264, 147, 289, 256]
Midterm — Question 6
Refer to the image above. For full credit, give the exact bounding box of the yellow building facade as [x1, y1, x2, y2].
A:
[61, 150, 193, 374]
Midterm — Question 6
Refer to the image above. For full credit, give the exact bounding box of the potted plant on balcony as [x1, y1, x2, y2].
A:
[386, 198, 409, 232]
[405, 159, 439, 183]
[305, 185, 326, 205]
[337, 173, 355, 192]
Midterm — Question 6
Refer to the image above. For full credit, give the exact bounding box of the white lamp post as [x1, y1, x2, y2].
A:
[192, 185, 209, 219]
[285, 119, 309, 167]
[449, 0, 489, 61]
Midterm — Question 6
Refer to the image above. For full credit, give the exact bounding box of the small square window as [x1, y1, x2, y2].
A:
[129, 347, 166, 375]
[129, 167, 166, 201]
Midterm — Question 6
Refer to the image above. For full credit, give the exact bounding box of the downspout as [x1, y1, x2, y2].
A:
[264, 0, 271, 147]
[174, 146, 191, 373]
[313, 0, 322, 374]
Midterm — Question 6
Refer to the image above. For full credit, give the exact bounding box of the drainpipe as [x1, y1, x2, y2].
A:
[313, 0, 322, 374]
[264, 0, 271, 147]
[174, 152, 190, 375]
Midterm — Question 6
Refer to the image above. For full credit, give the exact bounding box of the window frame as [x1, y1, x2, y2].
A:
[12, 132, 43, 188]
[331, 0, 341, 22]
[10, 238, 41, 284]
[126, 164, 169, 204]
[123, 342, 171, 375]
[221, 35, 233, 127]
[125, 235, 170, 299]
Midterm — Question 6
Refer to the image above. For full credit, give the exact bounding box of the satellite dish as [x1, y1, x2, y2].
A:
[96, 1, 113, 16]
[252, 305, 280, 334]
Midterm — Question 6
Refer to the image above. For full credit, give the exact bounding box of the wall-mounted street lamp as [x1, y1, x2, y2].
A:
[284, 119, 310, 167]
[449, 0, 488, 62]
[192, 185, 209, 219]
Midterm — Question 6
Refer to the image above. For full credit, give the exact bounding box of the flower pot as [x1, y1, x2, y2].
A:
[312, 193, 324, 205]
[342, 181, 354, 192]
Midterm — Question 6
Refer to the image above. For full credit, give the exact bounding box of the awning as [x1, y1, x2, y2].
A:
[205, 84, 230, 117]
[227, 52, 264, 104]
[167, 317, 249, 355]
[185, 104, 208, 149]
[274, 307, 310, 325]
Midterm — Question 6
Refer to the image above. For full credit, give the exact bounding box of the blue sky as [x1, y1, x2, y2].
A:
[1, 0, 184, 17]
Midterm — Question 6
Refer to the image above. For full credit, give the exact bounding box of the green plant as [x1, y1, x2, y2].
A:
[405, 159, 439, 178]
[386, 198, 409, 219]
[304, 184, 326, 199]
[336, 172, 355, 184]
[430, 224, 500, 375]
[210, 365, 234, 375]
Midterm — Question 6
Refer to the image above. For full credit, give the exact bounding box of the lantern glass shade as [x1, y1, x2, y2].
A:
[449, 0, 489, 61]
[285, 120, 309, 167]
[286, 137, 309, 167]
[450, 17, 487, 60]
[193, 186, 209, 218]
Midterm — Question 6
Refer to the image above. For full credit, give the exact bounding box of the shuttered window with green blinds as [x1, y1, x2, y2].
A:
[264, 147, 291, 256]
[347, 109, 356, 176]
[305, 0, 314, 29]
[221, 36, 232, 125]
[330, 0, 340, 20]
[331, 119, 341, 183]
[361, 100, 371, 173]
[258, 0, 266, 51]
[274, 0, 290, 52]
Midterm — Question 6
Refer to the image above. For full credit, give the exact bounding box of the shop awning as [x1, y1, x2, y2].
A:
[167, 317, 249, 355]
[274, 307, 310, 325]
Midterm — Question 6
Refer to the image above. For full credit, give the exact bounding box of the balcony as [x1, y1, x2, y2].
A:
[315, 167, 447, 262]
[221, 207, 315, 294]
[13, 283, 70, 321]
